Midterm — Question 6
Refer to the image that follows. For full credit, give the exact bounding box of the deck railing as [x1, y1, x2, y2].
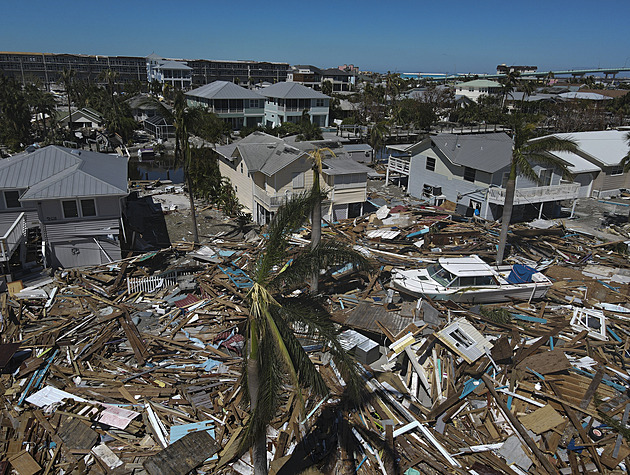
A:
[0, 212, 25, 262]
[487, 183, 580, 205]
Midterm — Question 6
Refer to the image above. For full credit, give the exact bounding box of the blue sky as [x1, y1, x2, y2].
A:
[2, 0, 629, 74]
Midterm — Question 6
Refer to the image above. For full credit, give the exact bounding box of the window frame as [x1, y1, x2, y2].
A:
[426, 156, 436, 172]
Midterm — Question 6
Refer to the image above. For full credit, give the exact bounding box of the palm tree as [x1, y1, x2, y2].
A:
[499, 70, 520, 110]
[60, 68, 76, 130]
[496, 115, 578, 264]
[368, 121, 389, 165]
[307, 147, 335, 294]
[242, 190, 370, 474]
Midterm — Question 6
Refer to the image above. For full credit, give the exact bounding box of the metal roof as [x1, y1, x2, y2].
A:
[456, 79, 501, 89]
[156, 60, 192, 70]
[260, 82, 329, 99]
[186, 81, 265, 100]
[322, 158, 373, 176]
[547, 130, 630, 167]
[430, 133, 513, 173]
[548, 150, 601, 174]
[0, 146, 128, 200]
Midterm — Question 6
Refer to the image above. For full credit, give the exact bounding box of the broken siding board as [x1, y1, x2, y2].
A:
[436, 318, 493, 364]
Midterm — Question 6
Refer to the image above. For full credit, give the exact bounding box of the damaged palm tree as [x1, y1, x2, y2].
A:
[240, 188, 370, 475]
[496, 115, 578, 265]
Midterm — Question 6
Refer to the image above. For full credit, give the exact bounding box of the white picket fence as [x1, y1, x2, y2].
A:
[127, 271, 178, 294]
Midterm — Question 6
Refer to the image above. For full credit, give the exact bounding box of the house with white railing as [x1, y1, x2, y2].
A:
[0, 145, 128, 272]
[397, 132, 582, 221]
[260, 82, 330, 128]
[214, 132, 371, 224]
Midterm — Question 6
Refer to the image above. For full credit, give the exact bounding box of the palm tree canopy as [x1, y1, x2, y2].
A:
[510, 116, 579, 183]
[241, 189, 371, 452]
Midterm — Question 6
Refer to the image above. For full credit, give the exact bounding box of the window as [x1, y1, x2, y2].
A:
[426, 157, 436, 172]
[240, 163, 244, 174]
[610, 166, 624, 176]
[315, 98, 325, 107]
[62, 200, 79, 218]
[463, 167, 476, 182]
[292, 172, 304, 189]
[81, 199, 96, 217]
[4, 190, 21, 208]
[539, 168, 553, 186]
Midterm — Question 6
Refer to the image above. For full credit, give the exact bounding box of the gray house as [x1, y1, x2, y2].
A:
[0, 145, 128, 270]
[389, 132, 580, 221]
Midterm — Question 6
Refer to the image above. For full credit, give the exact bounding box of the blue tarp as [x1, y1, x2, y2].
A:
[507, 264, 537, 284]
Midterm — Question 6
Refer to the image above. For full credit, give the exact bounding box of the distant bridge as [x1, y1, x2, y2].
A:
[483, 67, 630, 80]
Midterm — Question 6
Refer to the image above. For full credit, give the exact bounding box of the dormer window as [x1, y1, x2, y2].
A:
[3, 190, 21, 208]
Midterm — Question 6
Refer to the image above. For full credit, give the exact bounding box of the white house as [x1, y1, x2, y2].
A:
[214, 132, 370, 224]
[544, 130, 630, 199]
[260, 82, 330, 128]
[0, 146, 128, 270]
[455, 79, 502, 102]
[388, 132, 581, 221]
[146, 53, 192, 89]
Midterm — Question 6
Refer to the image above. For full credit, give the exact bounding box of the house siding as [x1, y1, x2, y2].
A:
[217, 156, 254, 213]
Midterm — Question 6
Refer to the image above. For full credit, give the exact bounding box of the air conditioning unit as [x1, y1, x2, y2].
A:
[432, 186, 442, 196]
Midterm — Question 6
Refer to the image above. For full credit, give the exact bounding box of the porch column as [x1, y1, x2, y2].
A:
[538, 202, 544, 220]
[570, 198, 577, 218]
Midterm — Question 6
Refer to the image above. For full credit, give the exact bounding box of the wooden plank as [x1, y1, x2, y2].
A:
[143, 427, 218, 475]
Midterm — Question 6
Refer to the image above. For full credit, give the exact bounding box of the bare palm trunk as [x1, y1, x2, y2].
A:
[186, 169, 200, 244]
[310, 197, 321, 294]
[496, 164, 517, 265]
[247, 357, 268, 475]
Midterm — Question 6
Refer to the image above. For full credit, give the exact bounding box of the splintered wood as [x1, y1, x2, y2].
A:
[2, 208, 630, 474]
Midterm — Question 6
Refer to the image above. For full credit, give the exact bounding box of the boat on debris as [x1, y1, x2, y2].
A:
[391, 255, 552, 303]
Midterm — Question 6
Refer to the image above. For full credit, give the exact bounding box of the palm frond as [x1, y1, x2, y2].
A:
[276, 295, 365, 405]
[526, 135, 578, 154]
[269, 239, 372, 290]
[254, 188, 325, 283]
[270, 304, 329, 397]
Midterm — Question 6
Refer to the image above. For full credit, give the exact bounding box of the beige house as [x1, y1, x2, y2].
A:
[215, 132, 371, 224]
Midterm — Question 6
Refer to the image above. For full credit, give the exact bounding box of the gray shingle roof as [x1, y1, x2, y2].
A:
[261, 82, 329, 99]
[215, 132, 306, 176]
[322, 158, 373, 176]
[186, 81, 265, 100]
[430, 133, 513, 173]
[0, 146, 128, 200]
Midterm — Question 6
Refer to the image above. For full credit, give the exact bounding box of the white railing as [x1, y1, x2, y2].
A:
[127, 271, 178, 294]
[0, 212, 25, 262]
[387, 155, 411, 175]
[253, 186, 305, 209]
[486, 183, 581, 205]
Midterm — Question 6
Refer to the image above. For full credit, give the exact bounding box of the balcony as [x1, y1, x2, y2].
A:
[0, 212, 26, 262]
[253, 186, 303, 210]
[387, 155, 411, 175]
[486, 183, 580, 206]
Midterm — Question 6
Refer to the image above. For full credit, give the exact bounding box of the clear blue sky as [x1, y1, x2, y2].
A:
[2, 0, 629, 74]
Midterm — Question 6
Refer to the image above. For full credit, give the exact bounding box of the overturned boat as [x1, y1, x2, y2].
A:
[391, 255, 552, 303]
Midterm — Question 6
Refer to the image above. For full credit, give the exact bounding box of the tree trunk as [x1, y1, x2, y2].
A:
[496, 163, 517, 265]
[186, 169, 200, 244]
[247, 358, 268, 475]
[310, 197, 321, 294]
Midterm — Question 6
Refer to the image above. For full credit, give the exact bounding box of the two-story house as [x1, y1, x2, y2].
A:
[185, 81, 265, 130]
[389, 132, 581, 221]
[261, 82, 330, 128]
[542, 130, 630, 199]
[0, 145, 128, 270]
[214, 132, 370, 224]
[146, 54, 192, 89]
[286, 65, 323, 89]
[455, 79, 502, 102]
